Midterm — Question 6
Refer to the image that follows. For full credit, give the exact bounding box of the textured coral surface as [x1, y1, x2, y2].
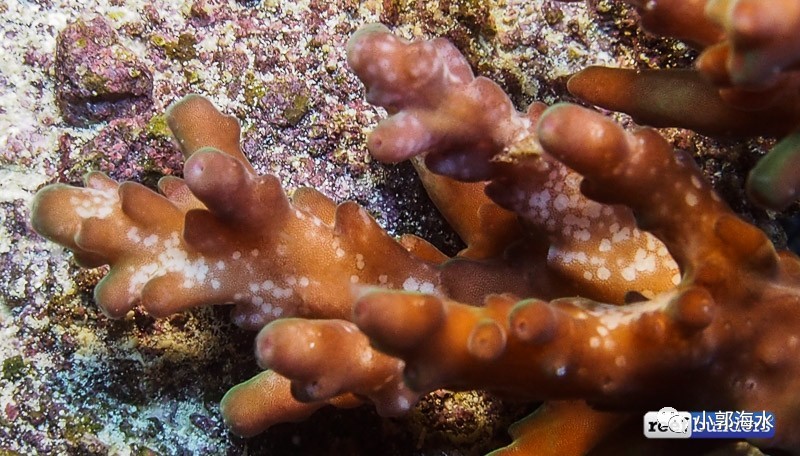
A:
[2, 0, 798, 455]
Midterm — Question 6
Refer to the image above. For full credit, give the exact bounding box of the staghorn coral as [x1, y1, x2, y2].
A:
[353, 102, 800, 454]
[270, 26, 798, 452]
[32, 21, 692, 448]
[21, 5, 800, 456]
[264, 23, 800, 454]
[563, 0, 800, 210]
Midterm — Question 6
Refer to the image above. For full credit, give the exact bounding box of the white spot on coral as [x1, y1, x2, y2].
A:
[596, 267, 611, 280]
[232, 251, 242, 260]
[403, 277, 419, 291]
[554, 194, 569, 212]
[611, 227, 631, 243]
[621, 266, 636, 281]
[143, 234, 158, 247]
[271, 287, 292, 299]
[127, 227, 141, 243]
[573, 229, 590, 241]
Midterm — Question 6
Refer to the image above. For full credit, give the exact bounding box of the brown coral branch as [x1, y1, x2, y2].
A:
[31, 95, 442, 329]
[347, 23, 680, 305]
[220, 369, 363, 437]
[353, 103, 800, 452]
[567, 66, 800, 137]
[486, 401, 625, 456]
[411, 157, 522, 260]
[253, 318, 417, 415]
[703, 0, 800, 88]
[566, 0, 800, 210]
[619, 0, 723, 47]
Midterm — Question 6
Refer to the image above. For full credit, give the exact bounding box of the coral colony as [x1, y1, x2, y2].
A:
[29, 1, 800, 455]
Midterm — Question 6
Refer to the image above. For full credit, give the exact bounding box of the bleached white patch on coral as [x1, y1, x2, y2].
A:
[72, 188, 119, 219]
[621, 266, 636, 281]
[611, 226, 631, 243]
[127, 227, 141, 243]
[270, 286, 292, 299]
[583, 295, 671, 331]
[142, 234, 158, 247]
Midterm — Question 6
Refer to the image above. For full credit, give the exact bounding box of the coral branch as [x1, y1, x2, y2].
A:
[411, 157, 522, 260]
[486, 402, 624, 456]
[703, 0, 800, 87]
[31, 95, 441, 329]
[353, 103, 800, 451]
[254, 318, 416, 415]
[348, 23, 680, 304]
[620, 0, 723, 47]
[29, 12, 800, 454]
[567, 66, 798, 137]
[566, 0, 800, 210]
[220, 370, 363, 437]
